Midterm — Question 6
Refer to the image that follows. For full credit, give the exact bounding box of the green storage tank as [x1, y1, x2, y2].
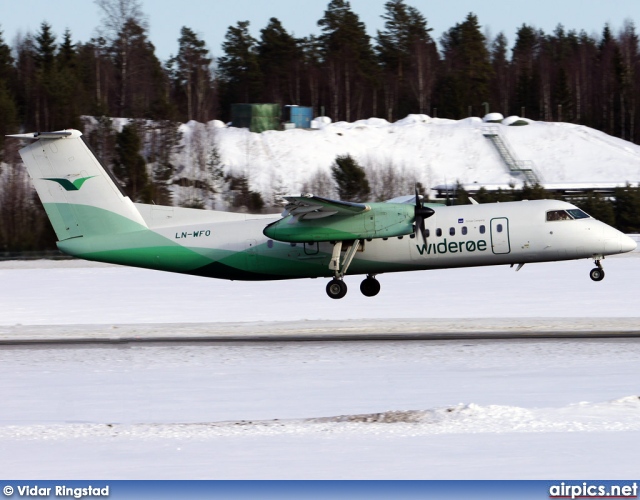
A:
[231, 104, 281, 133]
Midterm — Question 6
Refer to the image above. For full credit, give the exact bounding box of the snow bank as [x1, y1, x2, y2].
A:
[173, 116, 640, 201]
[3, 396, 638, 440]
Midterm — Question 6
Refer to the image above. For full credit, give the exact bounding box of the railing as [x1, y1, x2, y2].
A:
[482, 125, 541, 184]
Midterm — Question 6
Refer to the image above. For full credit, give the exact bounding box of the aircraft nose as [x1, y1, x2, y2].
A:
[621, 234, 638, 253]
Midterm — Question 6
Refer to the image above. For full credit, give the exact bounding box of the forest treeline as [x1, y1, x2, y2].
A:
[1, 0, 639, 148]
[1, 0, 640, 252]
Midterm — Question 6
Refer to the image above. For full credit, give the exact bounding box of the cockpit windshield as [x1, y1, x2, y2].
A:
[566, 209, 590, 219]
[546, 209, 591, 222]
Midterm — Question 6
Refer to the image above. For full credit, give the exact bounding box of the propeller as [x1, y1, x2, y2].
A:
[414, 185, 435, 245]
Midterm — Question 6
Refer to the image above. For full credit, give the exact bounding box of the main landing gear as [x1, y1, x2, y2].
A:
[325, 240, 381, 299]
[326, 275, 381, 299]
[590, 258, 605, 282]
[360, 275, 381, 297]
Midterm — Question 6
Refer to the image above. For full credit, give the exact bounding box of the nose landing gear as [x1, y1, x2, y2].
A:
[590, 259, 605, 282]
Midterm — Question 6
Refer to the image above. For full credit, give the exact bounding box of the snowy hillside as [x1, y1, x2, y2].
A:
[72, 114, 640, 209]
[171, 115, 640, 203]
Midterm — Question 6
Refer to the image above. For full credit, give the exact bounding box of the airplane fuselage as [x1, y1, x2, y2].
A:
[56, 199, 634, 281]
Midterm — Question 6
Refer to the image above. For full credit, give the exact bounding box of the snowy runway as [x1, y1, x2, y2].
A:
[0, 255, 639, 478]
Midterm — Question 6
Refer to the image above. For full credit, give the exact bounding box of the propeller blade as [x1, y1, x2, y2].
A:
[413, 185, 434, 245]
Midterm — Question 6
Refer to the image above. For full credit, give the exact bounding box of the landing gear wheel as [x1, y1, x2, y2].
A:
[590, 268, 605, 281]
[360, 276, 381, 297]
[326, 279, 348, 299]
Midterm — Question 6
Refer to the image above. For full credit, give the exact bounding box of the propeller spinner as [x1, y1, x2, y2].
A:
[414, 186, 435, 244]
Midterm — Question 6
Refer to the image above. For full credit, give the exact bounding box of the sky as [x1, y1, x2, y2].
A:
[0, 0, 638, 62]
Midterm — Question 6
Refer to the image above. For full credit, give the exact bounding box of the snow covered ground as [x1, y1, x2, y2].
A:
[1, 254, 639, 479]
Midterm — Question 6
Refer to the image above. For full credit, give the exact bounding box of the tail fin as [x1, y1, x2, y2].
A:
[8, 130, 147, 241]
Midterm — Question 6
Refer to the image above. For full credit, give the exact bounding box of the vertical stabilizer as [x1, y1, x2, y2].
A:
[9, 130, 147, 240]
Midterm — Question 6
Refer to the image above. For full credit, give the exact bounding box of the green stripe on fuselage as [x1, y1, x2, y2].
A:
[49, 203, 418, 281]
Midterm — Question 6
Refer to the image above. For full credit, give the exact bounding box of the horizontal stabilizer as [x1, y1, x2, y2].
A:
[7, 130, 74, 140]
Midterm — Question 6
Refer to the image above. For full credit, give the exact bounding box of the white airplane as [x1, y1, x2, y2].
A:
[9, 129, 637, 299]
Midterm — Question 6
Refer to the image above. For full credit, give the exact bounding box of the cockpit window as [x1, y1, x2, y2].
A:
[546, 209, 591, 221]
[546, 210, 572, 221]
[566, 209, 590, 219]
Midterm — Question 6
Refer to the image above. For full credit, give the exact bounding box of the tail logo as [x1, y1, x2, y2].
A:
[42, 176, 96, 191]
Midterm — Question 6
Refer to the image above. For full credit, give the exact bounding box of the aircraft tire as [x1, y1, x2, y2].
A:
[326, 279, 348, 299]
[590, 268, 605, 281]
[360, 277, 381, 297]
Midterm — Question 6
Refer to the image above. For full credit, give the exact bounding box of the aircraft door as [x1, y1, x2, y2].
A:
[490, 218, 511, 254]
[365, 212, 375, 233]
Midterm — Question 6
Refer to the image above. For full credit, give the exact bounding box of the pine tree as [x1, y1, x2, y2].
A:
[206, 144, 225, 194]
[614, 184, 640, 233]
[53, 29, 82, 129]
[512, 24, 541, 118]
[113, 123, 151, 202]
[218, 21, 262, 117]
[376, 0, 437, 119]
[228, 175, 264, 212]
[257, 18, 303, 105]
[111, 19, 168, 118]
[148, 120, 181, 206]
[617, 20, 639, 141]
[33, 22, 57, 130]
[170, 27, 214, 122]
[489, 32, 509, 114]
[0, 28, 17, 155]
[575, 193, 615, 226]
[437, 13, 492, 118]
[0, 27, 14, 83]
[318, 0, 377, 121]
[331, 154, 370, 201]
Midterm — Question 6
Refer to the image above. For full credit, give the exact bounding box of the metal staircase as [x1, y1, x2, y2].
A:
[482, 125, 540, 185]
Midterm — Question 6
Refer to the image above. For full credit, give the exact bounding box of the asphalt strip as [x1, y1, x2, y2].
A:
[0, 318, 639, 345]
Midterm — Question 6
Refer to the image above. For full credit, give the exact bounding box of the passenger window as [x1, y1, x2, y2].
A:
[436, 228, 442, 237]
[497, 224, 503, 232]
[462, 226, 467, 235]
[267, 240, 274, 249]
[479, 225, 485, 234]
[426, 229, 430, 237]
[449, 227, 455, 236]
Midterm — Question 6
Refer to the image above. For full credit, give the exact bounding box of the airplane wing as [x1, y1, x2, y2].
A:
[264, 194, 418, 243]
[282, 194, 370, 220]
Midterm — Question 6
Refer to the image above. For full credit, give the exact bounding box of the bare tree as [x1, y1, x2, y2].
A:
[94, 0, 148, 115]
[301, 170, 336, 198]
[94, 0, 147, 40]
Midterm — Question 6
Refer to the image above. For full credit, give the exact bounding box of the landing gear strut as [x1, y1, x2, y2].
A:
[326, 240, 380, 299]
[590, 259, 605, 282]
[360, 275, 380, 297]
